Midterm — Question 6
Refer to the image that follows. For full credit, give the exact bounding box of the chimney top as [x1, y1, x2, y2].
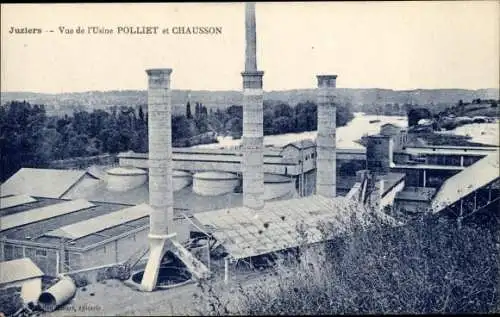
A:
[146, 68, 173, 76]
[245, 2, 258, 72]
[146, 69, 172, 88]
[316, 75, 338, 88]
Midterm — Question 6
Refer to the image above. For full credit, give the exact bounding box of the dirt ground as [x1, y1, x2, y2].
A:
[44, 262, 272, 316]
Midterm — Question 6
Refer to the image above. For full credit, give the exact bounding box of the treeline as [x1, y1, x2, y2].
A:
[0, 99, 354, 182]
[0, 101, 148, 182]
[206, 100, 354, 139]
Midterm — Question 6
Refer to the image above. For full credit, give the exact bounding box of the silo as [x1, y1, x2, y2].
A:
[106, 166, 147, 192]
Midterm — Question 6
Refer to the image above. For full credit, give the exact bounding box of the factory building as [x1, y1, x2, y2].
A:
[0, 166, 239, 279]
[0, 196, 151, 277]
[366, 134, 394, 175]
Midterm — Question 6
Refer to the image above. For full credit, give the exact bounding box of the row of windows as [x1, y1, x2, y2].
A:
[3, 244, 47, 260]
[298, 152, 316, 164]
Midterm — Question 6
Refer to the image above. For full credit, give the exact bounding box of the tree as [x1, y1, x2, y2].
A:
[195, 102, 201, 118]
[272, 116, 294, 134]
[0, 101, 48, 181]
[186, 101, 193, 119]
[295, 101, 317, 131]
[172, 115, 193, 140]
[336, 103, 354, 127]
[138, 105, 145, 122]
[226, 105, 243, 118]
[273, 103, 293, 118]
[226, 117, 242, 139]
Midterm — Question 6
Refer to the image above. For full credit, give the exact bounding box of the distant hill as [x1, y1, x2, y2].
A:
[1, 88, 498, 116]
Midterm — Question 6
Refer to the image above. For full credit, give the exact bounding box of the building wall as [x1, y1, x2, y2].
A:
[380, 180, 405, 210]
[366, 136, 393, 174]
[79, 228, 149, 269]
[394, 200, 431, 214]
[3, 244, 59, 277]
[21, 278, 42, 304]
[0, 278, 42, 304]
[391, 168, 420, 186]
[1, 225, 191, 278]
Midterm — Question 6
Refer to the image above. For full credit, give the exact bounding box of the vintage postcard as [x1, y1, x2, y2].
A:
[1, 2, 499, 316]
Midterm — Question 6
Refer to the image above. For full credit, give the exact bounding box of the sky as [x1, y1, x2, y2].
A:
[1, 2, 499, 93]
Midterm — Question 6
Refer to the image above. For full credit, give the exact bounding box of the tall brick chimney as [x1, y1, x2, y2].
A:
[242, 2, 265, 210]
[141, 68, 175, 292]
[316, 75, 337, 198]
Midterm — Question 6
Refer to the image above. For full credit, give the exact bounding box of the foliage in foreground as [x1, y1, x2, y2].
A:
[194, 209, 499, 315]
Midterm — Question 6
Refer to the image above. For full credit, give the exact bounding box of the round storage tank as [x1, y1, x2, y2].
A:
[106, 167, 147, 192]
[263, 173, 294, 200]
[173, 170, 192, 192]
[192, 171, 239, 196]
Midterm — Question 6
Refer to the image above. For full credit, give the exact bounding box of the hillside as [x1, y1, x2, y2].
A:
[1, 88, 499, 116]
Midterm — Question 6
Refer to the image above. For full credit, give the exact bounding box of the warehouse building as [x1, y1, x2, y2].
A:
[0, 165, 295, 278]
[0, 196, 151, 276]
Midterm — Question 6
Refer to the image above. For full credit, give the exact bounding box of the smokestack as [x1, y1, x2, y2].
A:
[316, 75, 337, 198]
[245, 2, 258, 72]
[142, 68, 174, 291]
[242, 2, 265, 210]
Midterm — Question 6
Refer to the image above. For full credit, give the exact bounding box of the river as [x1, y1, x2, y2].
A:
[192, 112, 498, 149]
[439, 122, 499, 146]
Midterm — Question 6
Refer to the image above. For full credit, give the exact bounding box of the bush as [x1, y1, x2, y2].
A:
[0, 287, 24, 316]
[193, 212, 499, 315]
[71, 274, 89, 288]
[96, 264, 131, 282]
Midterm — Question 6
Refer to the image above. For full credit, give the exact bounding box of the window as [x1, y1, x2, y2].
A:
[4, 244, 14, 260]
[36, 249, 47, 257]
[64, 250, 70, 268]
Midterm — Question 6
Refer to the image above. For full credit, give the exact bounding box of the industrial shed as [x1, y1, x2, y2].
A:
[0, 197, 151, 277]
[0, 168, 92, 199]
[0, 258, 44, 304]
[193, 194, 398, 281]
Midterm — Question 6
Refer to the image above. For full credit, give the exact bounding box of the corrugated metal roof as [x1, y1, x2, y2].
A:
[0, 168, 87, 198]
[432, 151, 500, 213]
[0, 199, 95, 231]
[45, 203, 153, 240]
[194, 195, 395, 260]
[0, 258, 44, 284]
[61, 177, 101, 200]
[0, 195, 37, 210]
